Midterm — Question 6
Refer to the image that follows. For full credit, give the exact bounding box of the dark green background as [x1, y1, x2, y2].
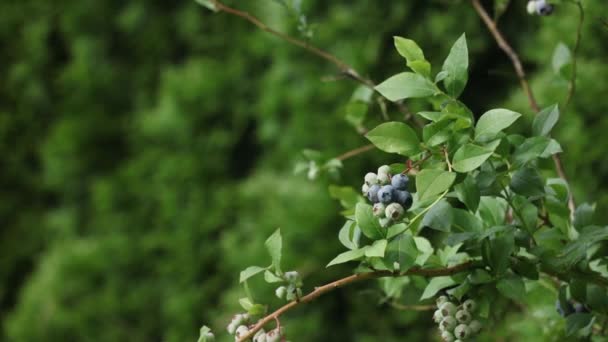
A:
[1, 0, 606, 341]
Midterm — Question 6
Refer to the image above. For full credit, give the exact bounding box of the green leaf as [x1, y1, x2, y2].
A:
[194, 0, 219, 12]
[441, 34, 469, 98]
[329, 185, 365, 209]
[338, 220, 360, 250]
[454, 174, 480, 211]
[417, 111, 443, 122]
[512, 257, 539, 280]
[386, 223, 408, 240]
[512, 137, 562, 167]
[239, 297, 254, 311]
[345, 101, 368, 127]
[552, 43, 572, 76]
[355, 203, 385, 240]
[474, 109, 521, 142]
[394, 37, 431, 77]
[555, 226, 608, 268]
[365, 122, 421, 156]
[385, 233, 418, 272]
[421, 199, 453, 232]
[452, 143, 495, 173]
[494, 0, 511, 19]
[477, 197, 508, 227]
[573, 203, 595, 230]
[510, 167, 545, 197]
[496, 276, 526, 301]
[423, 120, 453, 147]
[416, 169, 456, 201]
[482, 231, 515, 275]
[239, 266, 266, 283]
[264, 270, 284, 283]
[414, 237, 434, 266]
[452, 208, 484, 233]
[565, 313, 595, 337]
[365, 239, 388, 258]
[468, 269, 494, 284]
[326, 248, 368, 267]
[375, 72, 439, 102]
[420, 276, 456, 300]
[533, 105, 560, 137]
[265, 229, 282, 273]
[198, 326, 213, 342]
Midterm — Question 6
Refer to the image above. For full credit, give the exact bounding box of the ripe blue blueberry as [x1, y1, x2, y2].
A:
[367, 185, 381, 203]
[377, 185, 394, 204]
[574, 302, 588, 313]
[391, 174, 409, 190]
[394, 190, 413, 209]
[536, 0, 554, 15]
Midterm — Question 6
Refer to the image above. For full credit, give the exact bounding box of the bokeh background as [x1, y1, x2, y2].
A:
[1, 0, 607, 341]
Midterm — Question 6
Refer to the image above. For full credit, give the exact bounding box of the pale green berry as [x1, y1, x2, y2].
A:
[463, 299, 476, 312]
[455, 310, 471, 324]
[454, 340, 463, 342]
[440, 316, 457, 331]
[284, 271, 301, 283]
[254, 329, 267, 342]
[377, 172, 390, 184]
[433, 310, 443, 323]
[235, 325, 249, 339]
[377, 165, 391, 175]
[385, 203, 404, 220]
[469, 320, 482, 334]
[436, 295, 449, 308]
[307, 162, 319, 180]
[527, 0, 537, 14]
[275, 286, 287, 299]
[266, 328, 282, 342]
[373, 203, 386, 217]
[364, 172, 378, 185]
[441, 331, 455, 342]
[454, 324, 471, 340]
[362, 183, 370, 195]
[227, 322, 237, 335]
[439, 302, 457, 317]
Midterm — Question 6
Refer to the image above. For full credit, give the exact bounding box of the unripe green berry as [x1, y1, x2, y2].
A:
[377, 165, 391, 175]
[275, 286, 287, 299]
[527, 0, 537, 14]
[441, 331, 455, 342]
[440, 316, 457, 331]
[439, 302, 457, 317]
[385, 203, 404, 220]
[254, 329, 267, 342]
[235, 325, 249, 339]
[377, 172, 389, 185]
[266, 328, 282, 342]
[373, 203, 386, 217]
[433, 310, 443, 323]
[307, 162, 319, 180]
[462, 299, 476, 312]
[469, 320, 482, 334]
[362, 183, 370, 195]
[455, 310, 471, 324]
[227, 322, 237, 335]
[436, 295, 449, 308]
[364, 172, 378, 185]
[454, 324, 471, 340]
[284, 271, 301, 283]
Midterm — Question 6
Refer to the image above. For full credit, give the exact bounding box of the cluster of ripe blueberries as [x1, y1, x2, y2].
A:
[361, 165, 413, 227]
[527, 0, 555, 16]
[434, 296, 483, 341]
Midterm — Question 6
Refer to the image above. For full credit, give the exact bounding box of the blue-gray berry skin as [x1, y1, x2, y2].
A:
[367, 185, 381, 203]
[536, 0, 554, 15]
[574, 303, 588, 313]
[377, 185, 394, 204]
[391, 174, 409, 190]
[395, 190, 413, 209]
[556, 300, 574, 317]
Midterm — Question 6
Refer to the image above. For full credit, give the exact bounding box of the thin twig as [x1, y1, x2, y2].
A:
[236, 261, 477, 341]
[564, 1, 584, 107]
[471, 0, 576, 216]
[335, 144, 375, 161]
[209, 0, 416, 123]
[389, 302, 435, 311]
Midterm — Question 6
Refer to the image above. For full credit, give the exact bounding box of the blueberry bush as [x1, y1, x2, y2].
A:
[197, 1, 607, 341]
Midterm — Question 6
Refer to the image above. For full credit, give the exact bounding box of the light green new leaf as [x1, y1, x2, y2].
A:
[423, 120, 453, 147]
[452, 143, 495, 173]
[355, 203, 385, 240]
[386, 223, 408, 239]
[533, 105, 560, 137]
[375, 72, 439, 102]
[414, 236, 434, 266]
[239, 266, 266, 283]
[365, 239, 388, 258]
[394, 37, 431, 77]
[512, 136, 562, 167]
[194, 0, 219, 12]
[264, 270, 284, 283]
[416, 169, 456, 201]
[496, 276, 526, 301]
[552, 43, 572, 76]
[365, 122, 421, 156]
[327, 247, 368, 267]
[441, 34, 469, 98]
[421, 276, 457, 300]
[198, 326, 214, 342]
[475, 109, 521, 141]
[338, 220, 360, 250]
[265, 229, 282, 273]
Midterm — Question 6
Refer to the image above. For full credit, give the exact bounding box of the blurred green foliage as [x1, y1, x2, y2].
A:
[0, 0, 607, 341]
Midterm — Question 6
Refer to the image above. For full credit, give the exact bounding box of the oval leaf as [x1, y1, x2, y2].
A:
[452, 143, 494, 173]
[355, 203, 385, 240]
[475, 108, 521, 141]
[416, 169, 456, 202]
[366, 122, 421, 156]
[375, 72, 439, 102]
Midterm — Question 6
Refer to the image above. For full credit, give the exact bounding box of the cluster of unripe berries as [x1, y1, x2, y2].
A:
[274, 271, 303, 301]
[433, 296, 482, 341]
[227, 314, 284, 342]
[361, 165, 413, 227]
[527, 0, 554, 16]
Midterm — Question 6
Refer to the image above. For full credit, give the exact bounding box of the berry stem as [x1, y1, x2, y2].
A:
[335, 144, 375, 161]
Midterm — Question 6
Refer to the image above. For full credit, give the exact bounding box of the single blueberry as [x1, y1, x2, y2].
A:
[395, 190, 413, 209]
[377, 185, 394, 204]
[391, 174, 409, 190]
[367, 184, 381, 203]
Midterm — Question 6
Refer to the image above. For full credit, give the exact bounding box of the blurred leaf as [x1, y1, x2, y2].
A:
[482, 231, 514, 275]
[264, 270, 284, 283]
[493, 0, 511, 20]
[555, 226, 608, 268]
[194, 0, 219, 12]
[365, 239, 388, 258]
[552, 43, 572, 77]
[474, 109, 521, 142]
[496, 276, 526, 300]
[565, 313, 594, 337]
[573, 203, 595, 230]
[414, 236, 434, 266]
[386, 223, 408, 239]
[441, 34, 468, 98]
[329, 185, 365, 209]
[197, 326, 214, 342]
[365, 122, 421, 156]
[416, 169, 456, 201]
[265, 229, 282, 273]
[239, 266, 266, 283]
[510, 167, 545, 197]
[420, 276, 456, 300]
[532, 105, 560, 137]
[477, 197, 508, 227]
[394, 37, 431, 77]
[375, 72, 439, 101]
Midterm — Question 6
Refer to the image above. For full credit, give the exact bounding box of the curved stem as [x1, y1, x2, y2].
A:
[564, 1, 584, 107]
[471, 0, 576, 217]
[237, 261, 477, 341]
